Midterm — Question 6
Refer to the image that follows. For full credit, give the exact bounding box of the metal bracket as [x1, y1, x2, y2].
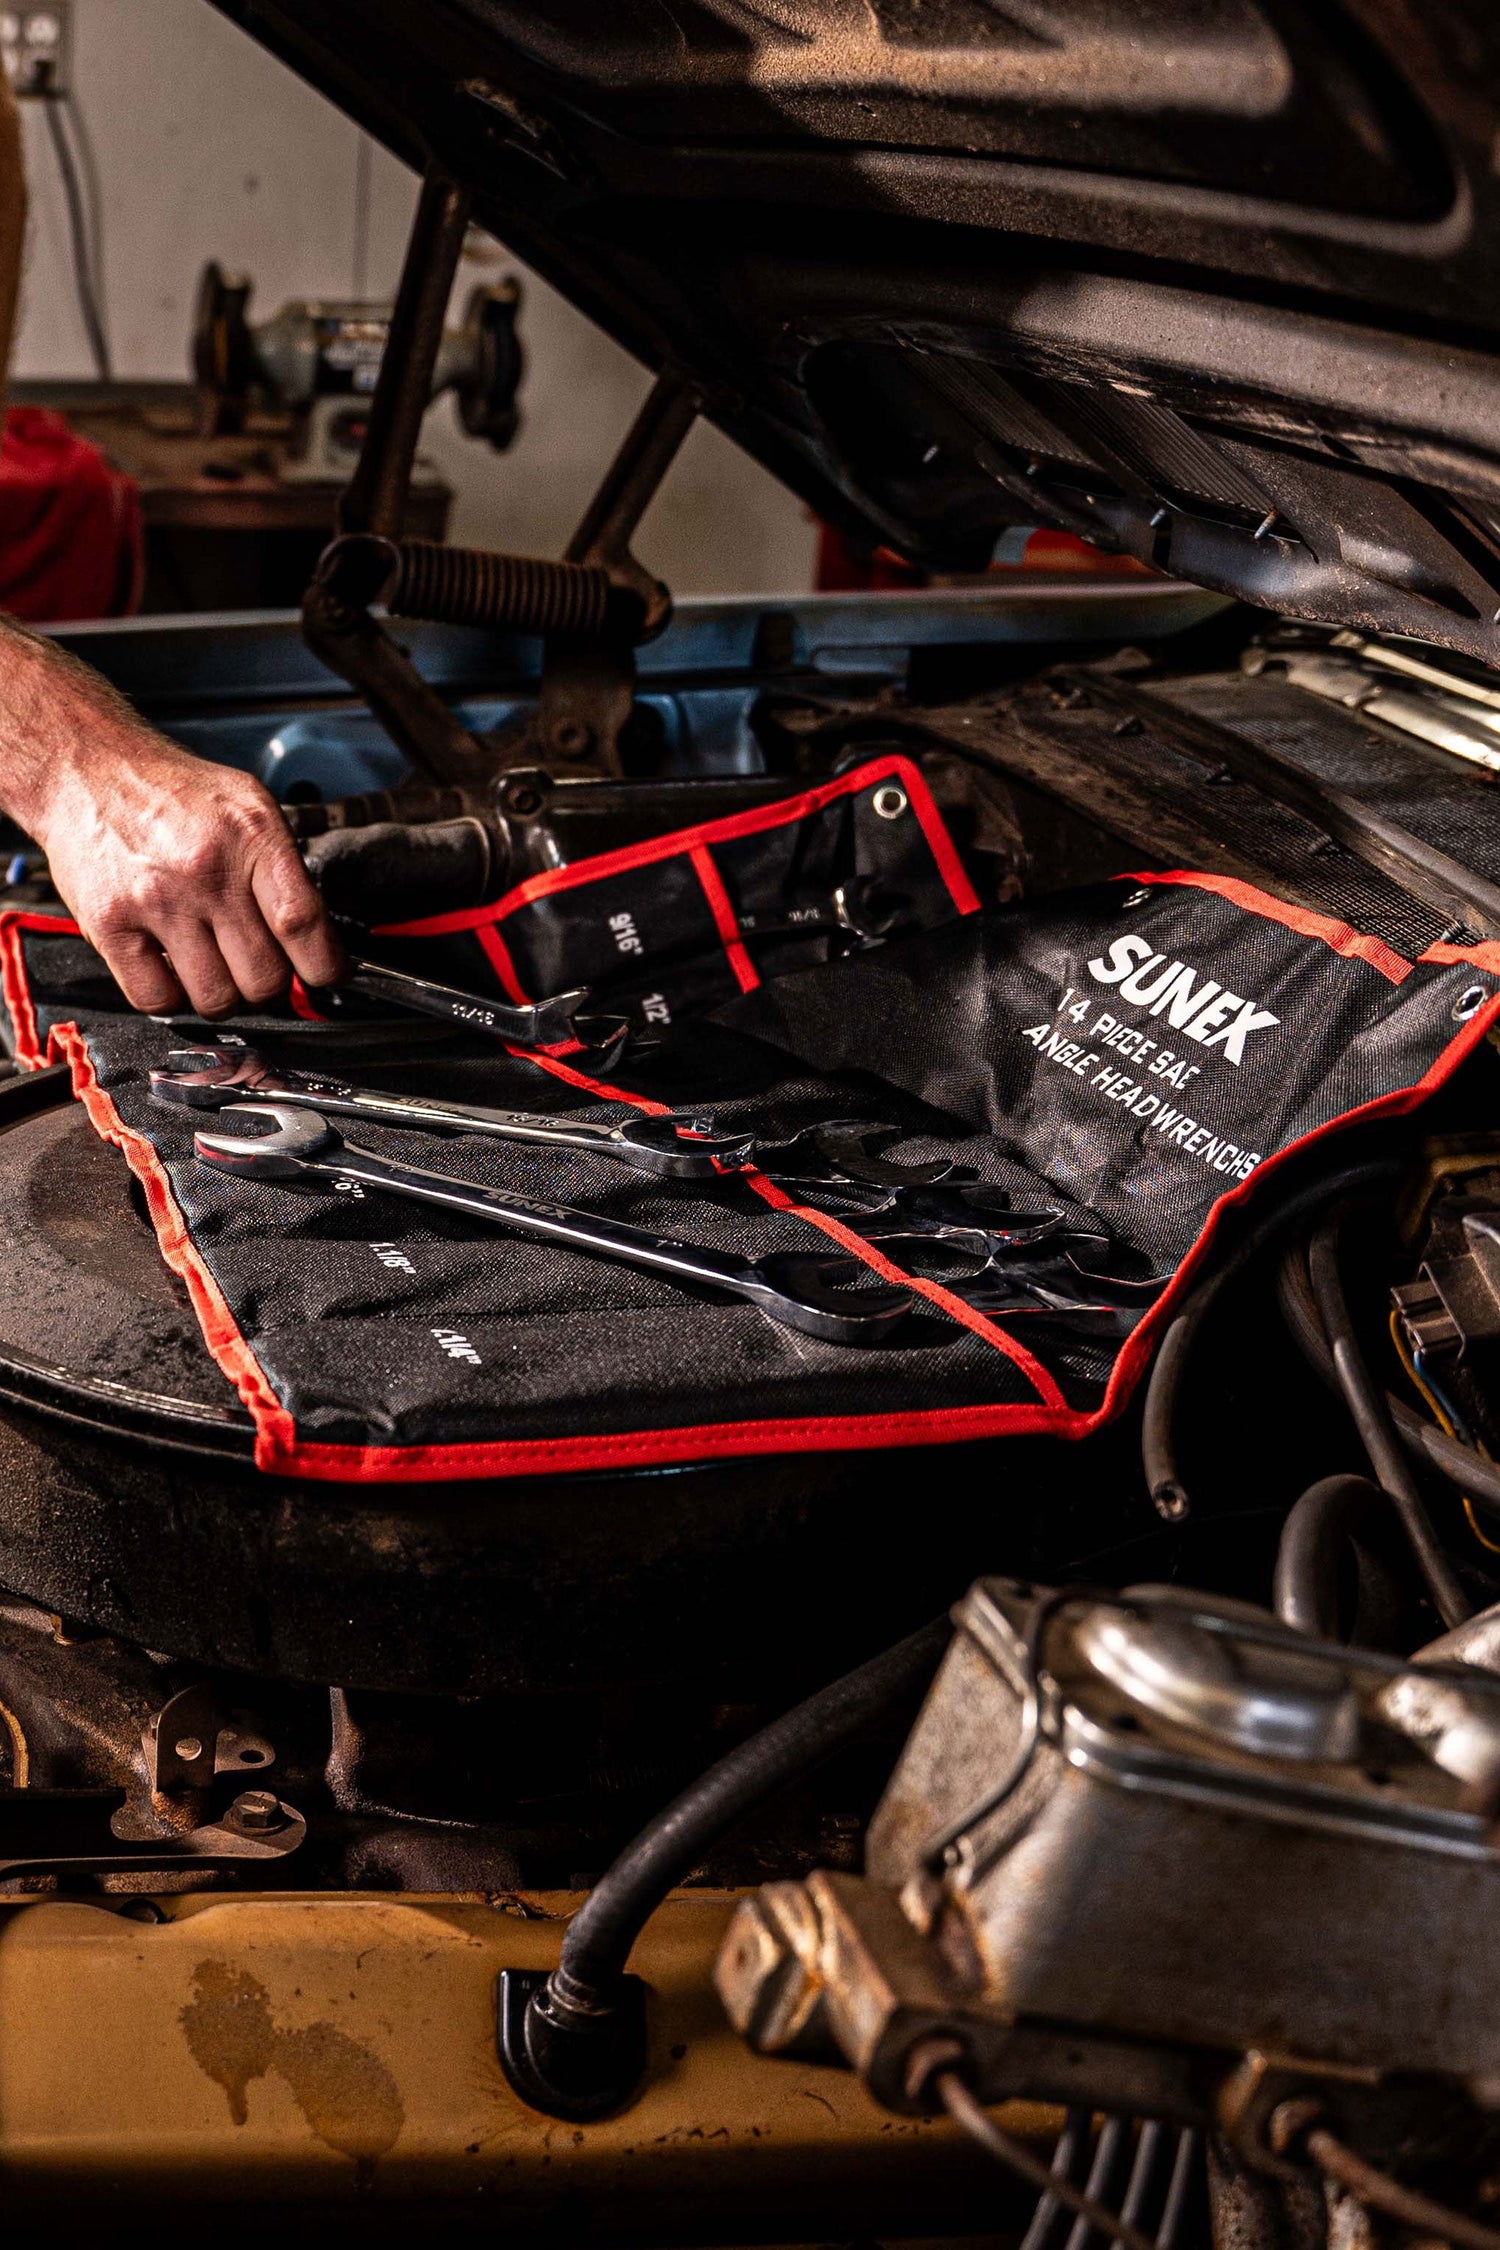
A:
[143, 1684, 275, 1797]
[0, 1787, 305, 1881]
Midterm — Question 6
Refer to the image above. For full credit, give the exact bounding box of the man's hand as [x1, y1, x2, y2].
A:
[0, 622, 344, 1016]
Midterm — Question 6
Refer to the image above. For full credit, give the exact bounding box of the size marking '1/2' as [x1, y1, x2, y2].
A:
[432, 1328, 481, 1365]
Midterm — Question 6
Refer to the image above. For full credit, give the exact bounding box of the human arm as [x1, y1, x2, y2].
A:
[0, 615, 343, 1015]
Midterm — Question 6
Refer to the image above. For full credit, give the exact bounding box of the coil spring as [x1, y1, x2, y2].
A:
[388, 540, 614, 638]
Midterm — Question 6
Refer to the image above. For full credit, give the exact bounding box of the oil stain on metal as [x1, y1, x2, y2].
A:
[180, 1958, 403, 2180]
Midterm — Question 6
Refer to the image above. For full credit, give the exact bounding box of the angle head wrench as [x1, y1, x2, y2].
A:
[757, 1118, 955, 1187]
[193, 1105, 914, 1347]
[313, 944, 630, 1063]
[151, 1045, 754, 1181]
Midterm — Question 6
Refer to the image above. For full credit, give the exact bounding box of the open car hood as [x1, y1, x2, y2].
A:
[214, 1, 1500, 661]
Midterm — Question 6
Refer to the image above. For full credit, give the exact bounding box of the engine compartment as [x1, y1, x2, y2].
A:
[4, 573, 1500, 2244]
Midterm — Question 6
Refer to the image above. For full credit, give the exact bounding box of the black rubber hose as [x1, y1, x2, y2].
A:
[1397, 1409, 1500, 1518]
[1307, 1215, 1470, 1629]
[1273, 1472, 1385, 1637]
[1140, 1159, 1399, 1520]
[547, 1614, 950, 2021]
[1278, 1239, 1500, 1524]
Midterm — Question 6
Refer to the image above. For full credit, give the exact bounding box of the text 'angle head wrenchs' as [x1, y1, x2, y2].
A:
[150, 1046, 755, 1180]
[192, 1105, 914, 1346]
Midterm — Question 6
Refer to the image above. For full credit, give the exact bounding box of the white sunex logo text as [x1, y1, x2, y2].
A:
[1086, 937, 1279, 1067]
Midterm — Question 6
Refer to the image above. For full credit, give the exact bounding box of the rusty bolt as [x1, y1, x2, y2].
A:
[716, 1896, 789, 2035]
[228, 1790, 282, 1833]
[713, 1883, 828, 2056]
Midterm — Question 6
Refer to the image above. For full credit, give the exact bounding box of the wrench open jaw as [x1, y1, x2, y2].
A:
[756, 1119, 955, 1188]
[311, 942, 630, 1064]
[193, 1105, 913, 1347]
[151, 1046, 754, 1180]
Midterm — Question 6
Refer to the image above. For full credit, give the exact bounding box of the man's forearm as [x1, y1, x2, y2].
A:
[0, 614, 343, 1016]
[0, 612, 150, 839]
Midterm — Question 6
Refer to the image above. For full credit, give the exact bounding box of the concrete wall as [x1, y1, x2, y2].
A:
[9, 0, 818, 595]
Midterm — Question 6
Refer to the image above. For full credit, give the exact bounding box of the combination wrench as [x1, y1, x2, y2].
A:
[151, 1045, 754, 1181]
[318, 943, 630, 1061]
[193, 1106, 915, 1346]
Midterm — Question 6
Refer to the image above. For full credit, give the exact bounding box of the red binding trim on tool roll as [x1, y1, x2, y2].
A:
[1422, 937, 1500, 974]
[689, 844, 759, 995]
[266, 1399, 1069, 1484]
[34, 1016, 296, 1452]
[5, 882, 1499, 1483]
[378, 753, 976, 1015]
[749, 1171, 1065, 1405]
[511, 1048, 674, 1113]
[287, 976, 330, 1022]
[0, 908, 70, 1064]
[1125, 871, 1413, 984]
[1078, 980, 1500, 1435]
[523, 1041, 1065, 1405]
[376, 755, 982, 940]
[475, 921, 530, 1005]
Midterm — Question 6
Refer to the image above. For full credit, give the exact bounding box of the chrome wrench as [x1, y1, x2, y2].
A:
[193, 1106, 914, 1346]
[151, 1045, 754, 1180]
[317, 945, 629, 1061]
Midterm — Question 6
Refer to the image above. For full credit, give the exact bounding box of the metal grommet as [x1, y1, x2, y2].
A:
[1454, 983, 1489, 1022]
[1121, 887, 1152, 910]
[871, 785, 908, 820]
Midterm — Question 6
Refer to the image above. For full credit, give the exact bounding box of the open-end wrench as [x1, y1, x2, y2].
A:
[755, 1119, 955, 1187]
[151, 1046, 754, 1181]
[193, 1106, 914, 1346]
[314, 947, 630, 1061]
[770, 1171, 1067, 1253]
[734, 878, 904, 944]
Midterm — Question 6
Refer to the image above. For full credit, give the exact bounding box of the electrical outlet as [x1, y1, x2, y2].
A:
[1, 4, 70, 98]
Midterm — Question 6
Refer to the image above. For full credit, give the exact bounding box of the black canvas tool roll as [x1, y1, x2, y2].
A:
[356, 752, 979, 1036]
[3, 864, 1498, 1485]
